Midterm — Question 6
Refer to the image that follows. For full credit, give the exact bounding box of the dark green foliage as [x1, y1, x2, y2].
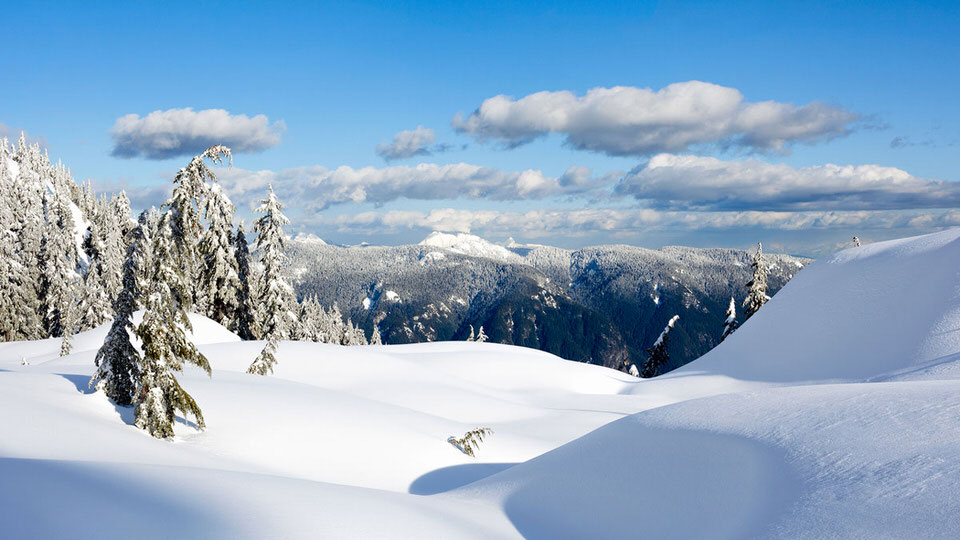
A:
[232, 223, 258, 340]
[90, 219, 147, 406]
[641, 316, 678, 378]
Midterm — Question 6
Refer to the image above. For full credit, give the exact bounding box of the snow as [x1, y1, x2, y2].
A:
[43, 179, 90, 265]
[362, 297, 371, 310]
[384, 290, 400, 302]
[419, 231, 520, 262]
[292, 232, 327, 245]
[3, 229, 960, 538]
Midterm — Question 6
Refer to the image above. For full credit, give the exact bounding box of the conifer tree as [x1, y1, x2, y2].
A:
[232, 221, 258, 340]
[370, 325, 382, 345]
[466, 325, 475, 342]
[111, 190, 134, 239]
[90, 219, 147, 406]
[641, 315, 679, 378]
[135, 210, 212, 438]
[248, 185, 294, 375]
[198, 183, 240, 327]
[743, 242, 770, 320]
[2, 138, 44, 341]
[351, 322, 368, 346]
[168, 145, 232, 306]
[133, 147, 227, 438]
[720, 296, 739, 342]
[77, 205, 122, 331]
[39, 189, 81, 338]
[475, 325, 488, 343]
[59, 298, 76, 356]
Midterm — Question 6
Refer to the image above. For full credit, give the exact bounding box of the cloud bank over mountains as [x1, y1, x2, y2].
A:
[111, 108, 284, 160]
[453, 81, 859, 156]
[617, 154, 958, 211]
[212, 154, 949, 215]
[215, 162, 615, 211]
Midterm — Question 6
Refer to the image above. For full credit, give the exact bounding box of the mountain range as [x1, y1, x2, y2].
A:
[288, 232, 809, 372]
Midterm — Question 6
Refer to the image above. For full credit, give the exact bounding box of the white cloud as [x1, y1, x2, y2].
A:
[375, 126, 443, 160]
[216, 162, 611, 211]
[453, 81, 858, 156]
[617, 154, 960, 211]
[309, 207, 960, 238]
[111, 108, 284, 160]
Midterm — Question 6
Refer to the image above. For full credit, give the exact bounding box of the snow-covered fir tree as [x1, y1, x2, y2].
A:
[132, 148, 226, 438]
[77, 199, 124, 330]
[248, 185, 295, 375]
[197, 183, 240, 328]
[135, 209, 212, 438]
[39, 188, 82, 338]
[232, 221, 258, 340]
[475, 325, 488, 343]
[742, 242, 770, 320]
[111, 190, 134, 239]
[167, 145, 232, 307]
[59, 298, 76, 356]
[370, 325, 382, 345]
[466, 325, 475, 342]
[720, 296, 739, 342]
[0, 137, 44, 341]
[90, 218, 148, 406]
[641, 315, 679, 378]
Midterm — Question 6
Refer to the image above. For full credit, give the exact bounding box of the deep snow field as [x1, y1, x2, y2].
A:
[3, 229, 960, 539]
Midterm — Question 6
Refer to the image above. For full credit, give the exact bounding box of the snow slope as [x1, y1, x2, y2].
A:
[3, 229, 960, 538]
[419, 231, 521, 262]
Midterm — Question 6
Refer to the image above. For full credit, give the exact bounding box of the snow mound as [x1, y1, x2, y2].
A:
[419, 231, 519, 262]
[678, 228, 960, 384]
[0, 311, 240, 364]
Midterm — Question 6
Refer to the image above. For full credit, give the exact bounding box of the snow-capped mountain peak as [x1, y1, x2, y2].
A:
[418, 231, 518, 261]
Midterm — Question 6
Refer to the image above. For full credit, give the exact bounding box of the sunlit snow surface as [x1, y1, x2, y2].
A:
[3, 230, 960, 538]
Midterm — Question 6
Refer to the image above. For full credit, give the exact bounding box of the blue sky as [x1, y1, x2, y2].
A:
[2, 0, 958, 255]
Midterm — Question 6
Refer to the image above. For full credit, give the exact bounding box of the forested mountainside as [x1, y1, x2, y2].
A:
[289, 233, 809, 372]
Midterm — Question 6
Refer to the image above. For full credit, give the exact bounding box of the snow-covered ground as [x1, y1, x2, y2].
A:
[3, 229, 960, 538]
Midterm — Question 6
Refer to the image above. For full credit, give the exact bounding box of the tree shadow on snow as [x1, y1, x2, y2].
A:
[409, 462, 517, 495]
[56, 373, 136, 425]
[57, 372, 97, 395]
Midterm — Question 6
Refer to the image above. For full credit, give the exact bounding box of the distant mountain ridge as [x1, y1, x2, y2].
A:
[288, 233, 809, 372]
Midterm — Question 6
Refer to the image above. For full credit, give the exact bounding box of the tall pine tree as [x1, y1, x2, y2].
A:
[198, 183, 240, 327]
[90, 218, 148, 406]
[168, 145, 232, 307]
[135, 210, 211, 438]
[232, 221, 258, 340]
[133, 147, 228, 438]
[248, 185, 294, 375]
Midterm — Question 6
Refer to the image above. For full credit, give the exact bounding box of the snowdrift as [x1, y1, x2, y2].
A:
[3, 229, 960, 538]
[672, 227, 960, 384]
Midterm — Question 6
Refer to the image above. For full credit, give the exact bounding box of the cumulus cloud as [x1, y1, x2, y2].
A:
[617, 154, 960, 211]
[452, 81, 859, 156]
[375, 126, 450, 160]
[216, 162, 612, 211]
[111, 108, 284, 160]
